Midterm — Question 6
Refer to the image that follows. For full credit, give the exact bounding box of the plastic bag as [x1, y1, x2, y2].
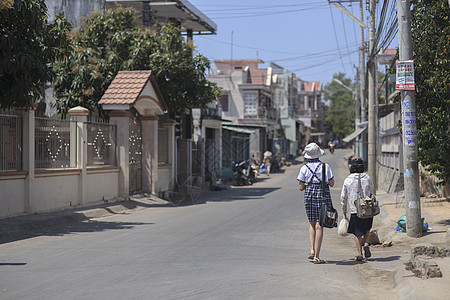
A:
[338, 217, 349, 237]
[396, 215, 428, 232]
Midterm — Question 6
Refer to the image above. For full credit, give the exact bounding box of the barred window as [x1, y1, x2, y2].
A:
[244, 92, 258, 117]
[219, 94, 229, 112]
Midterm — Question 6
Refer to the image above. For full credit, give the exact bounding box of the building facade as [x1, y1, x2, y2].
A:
[295, 80, 326, 147]
[208, 59, 278, 164]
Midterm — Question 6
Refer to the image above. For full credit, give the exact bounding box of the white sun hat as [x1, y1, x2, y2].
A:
[264, 151, 272, 157]
[303, 142, 324, 159]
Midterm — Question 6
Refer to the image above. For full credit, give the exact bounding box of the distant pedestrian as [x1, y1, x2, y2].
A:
[340, 157, 374, 261]
[263, 151, 272, 176]
[297, 142, 334, 264]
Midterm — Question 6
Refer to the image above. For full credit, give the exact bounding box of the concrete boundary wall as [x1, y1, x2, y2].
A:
[0, 167, 119, 219]
[377, 163, 403, 194]
[0, 107, 120, 219]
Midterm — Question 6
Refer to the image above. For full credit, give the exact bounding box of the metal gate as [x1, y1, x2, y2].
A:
[129, 115, 142, 193]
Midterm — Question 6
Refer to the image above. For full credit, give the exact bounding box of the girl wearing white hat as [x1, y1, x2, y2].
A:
[297, 143, 335, 264]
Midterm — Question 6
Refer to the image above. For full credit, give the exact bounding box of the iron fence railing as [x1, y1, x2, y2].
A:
[86, 122, 116, 166]
[0, 114, 22, 171]
[192, 140, 203, 176]
[35, 117, 74, 168]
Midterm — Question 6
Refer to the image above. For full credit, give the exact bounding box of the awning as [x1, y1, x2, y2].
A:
[222, 126, 255, 134]
[343, 127, 367, 143]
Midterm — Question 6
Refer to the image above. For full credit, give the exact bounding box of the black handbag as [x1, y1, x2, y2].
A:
[318, 163, 338, 228]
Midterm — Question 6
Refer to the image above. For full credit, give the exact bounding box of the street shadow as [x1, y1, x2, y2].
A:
[327, 259, 367, 266]
[0, 220, 153, 245]
[327, 255, 401, 265]
[0, 263, 27, 266]
[203, 187, 281, 203]
[423, 230, 448, 236]
[436, 219, 450, 226]
[271, 169, 286, 174]
[367, 255, 401, 262]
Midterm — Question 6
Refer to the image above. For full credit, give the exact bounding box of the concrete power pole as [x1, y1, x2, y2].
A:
[367, 0, 377, 190]
[398, 0, 422, 237]
[359, 0, 366, 162]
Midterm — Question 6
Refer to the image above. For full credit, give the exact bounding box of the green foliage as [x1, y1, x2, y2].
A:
[411, 0, 450, 183]
[53, 7, 220, 116]
[0, 0, 70, 109]
[323, 73, 355, 139]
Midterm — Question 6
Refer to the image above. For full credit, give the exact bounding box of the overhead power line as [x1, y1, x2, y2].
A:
[329, 4, 350, 76]
[206, 6, 329, 19]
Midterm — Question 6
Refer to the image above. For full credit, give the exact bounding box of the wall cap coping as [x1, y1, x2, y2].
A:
[35, 168, 81, 176]
[0, 171, 28, 180]
[68, 106, 90, 116]
[86, 166, 120, 172]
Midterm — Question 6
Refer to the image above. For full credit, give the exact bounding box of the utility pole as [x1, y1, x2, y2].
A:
[359, 0, 367, 162]
[329, 0, 367, 160]
[367, 0, 377, 190]
[397, 0, 422, 237]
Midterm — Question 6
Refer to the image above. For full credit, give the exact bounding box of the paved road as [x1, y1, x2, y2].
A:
[0, 149, 397, 299]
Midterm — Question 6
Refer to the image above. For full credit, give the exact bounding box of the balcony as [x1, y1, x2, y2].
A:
[239, 106, 278, 125]
[292, 108, 322, 119]
[201, 107, 222, 120]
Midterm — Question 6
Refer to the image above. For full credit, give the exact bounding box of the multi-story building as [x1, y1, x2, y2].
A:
[270, 63, 304, 157]
[208, 59, 279, 165]
[295, 80, 326, 148]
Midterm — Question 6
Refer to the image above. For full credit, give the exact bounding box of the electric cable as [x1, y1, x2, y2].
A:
[329, 4, 349, 75]
[206, 6, 329, 19]
[200, 2, 326, 12]
[341, 6, 355, 78]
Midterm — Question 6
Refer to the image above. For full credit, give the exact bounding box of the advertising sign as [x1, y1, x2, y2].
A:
[396, 60, 415, 90]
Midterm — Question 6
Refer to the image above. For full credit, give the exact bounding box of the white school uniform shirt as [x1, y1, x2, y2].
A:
[297, 161, 334, 184]
[340, 172, 374, 214]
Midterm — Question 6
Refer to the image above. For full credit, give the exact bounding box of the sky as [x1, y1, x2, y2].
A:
[188, 0, 398, 87]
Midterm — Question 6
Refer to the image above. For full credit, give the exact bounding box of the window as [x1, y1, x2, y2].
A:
[219, 94, 229, 112]
[244, 92, 258, 117]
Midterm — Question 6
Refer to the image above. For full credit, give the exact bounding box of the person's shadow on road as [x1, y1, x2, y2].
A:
[326, 255, 401, 265]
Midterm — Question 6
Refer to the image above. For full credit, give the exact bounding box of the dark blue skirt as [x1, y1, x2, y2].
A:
[347, 213, 373, 236]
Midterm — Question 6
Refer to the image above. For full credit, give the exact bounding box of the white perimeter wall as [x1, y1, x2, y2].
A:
[0, 173, 26, 217]
[0, 167, 119, 219]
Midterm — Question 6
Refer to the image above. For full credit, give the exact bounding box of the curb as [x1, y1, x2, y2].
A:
[394, 264, 416, 300]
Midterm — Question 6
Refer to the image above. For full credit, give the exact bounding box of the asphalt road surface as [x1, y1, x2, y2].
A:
[0, 149, 397, 299]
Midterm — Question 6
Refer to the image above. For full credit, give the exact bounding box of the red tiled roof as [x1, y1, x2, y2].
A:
[99, 71, 153, 105]
[304, 81, 321, 92]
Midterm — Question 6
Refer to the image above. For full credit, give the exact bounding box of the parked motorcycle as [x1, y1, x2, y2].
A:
[233, 160, 255, 185]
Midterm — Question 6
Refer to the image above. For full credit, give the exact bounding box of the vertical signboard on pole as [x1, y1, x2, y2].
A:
[396, 60, 415, 90]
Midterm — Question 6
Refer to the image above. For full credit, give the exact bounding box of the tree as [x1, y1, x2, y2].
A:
[411, 0, 450, 183]
[53, 7, 220, 117]
[0, 0, 70, 109]
[323, 73, 355, 140]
